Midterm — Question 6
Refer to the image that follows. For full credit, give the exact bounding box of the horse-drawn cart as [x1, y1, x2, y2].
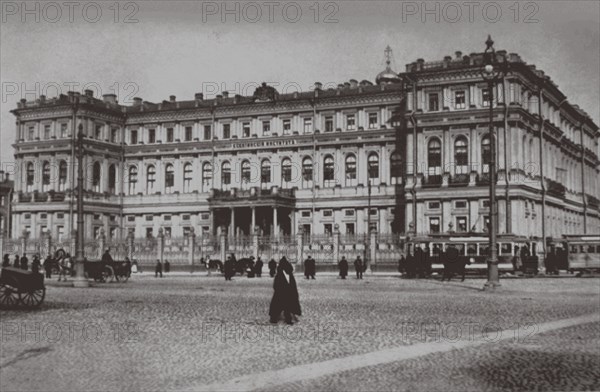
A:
[0, 267, 46, 309]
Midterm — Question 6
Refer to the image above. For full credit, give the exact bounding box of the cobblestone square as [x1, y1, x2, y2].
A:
[1, 275, 599, 391]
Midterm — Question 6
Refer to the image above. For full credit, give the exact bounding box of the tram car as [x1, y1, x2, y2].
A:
[406, 233, 540, 273]
[547, 235, 600, 275]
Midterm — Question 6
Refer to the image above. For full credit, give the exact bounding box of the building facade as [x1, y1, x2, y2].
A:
[0, 171, 13, 236]
[7, 48, 600, 248]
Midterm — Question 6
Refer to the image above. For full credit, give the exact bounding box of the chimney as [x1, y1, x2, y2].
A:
[455, 51, 462, 59]
[169, 95, 176, 102]
[349, 79, 358, 88]
[84, 89, 94, 97]
[443, 56, 452, 67]
[133, 97, 142, 106]
[337, 84, 345, 89]
[416, 58, 424, 71]
[216, 94, 223, 100]
[39, 95, 46, 103]
[103, 94, 117, 104]
[195, 93, 204, 101]
[314, 81, 323, 90]
[344, 82, 350, 89]
[234, 94, 241, 104]
[222, 91, 229, 98]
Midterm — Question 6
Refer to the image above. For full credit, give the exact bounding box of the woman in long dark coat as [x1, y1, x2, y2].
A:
[269, 257, 301, 325]
[338, 256, 348, 279]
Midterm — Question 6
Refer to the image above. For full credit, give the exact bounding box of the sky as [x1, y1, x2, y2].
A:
[1, 0, 599, 169]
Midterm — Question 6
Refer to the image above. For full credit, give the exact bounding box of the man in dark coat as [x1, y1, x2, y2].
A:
[164, 259, 171, 273]
[13, 255, 20, 268]
[423, 246, 432, 277]
[304, 256, 316, 279]
[398, 255, 406, 275]
[441, 245, 460, 282]
[155, 259, 163, 278]
[44, 255, 53, 278]
[102, 249, 113, 265]
[254, 257, 264, 277]
[414, 247, 424, 278]
[338, 256, 348, 279]
[20, 254, 29, 270]
[405, 251, 416, 278]
[354, 256, 363, 279]
[269, 257, 301, 325]
[31, 255, 41, 274]
[224, 256, 235, 281]
[268, 258, 277, 277]
[2, 254, 10, 268]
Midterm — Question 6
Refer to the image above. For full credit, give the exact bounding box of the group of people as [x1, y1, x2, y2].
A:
[222, 255, 266, 280]
[2, 252, 72, 281]
[337, 256, 366, 279]
[154, 259, 170, 278]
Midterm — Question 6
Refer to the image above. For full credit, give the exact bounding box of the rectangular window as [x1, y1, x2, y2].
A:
[110, 228, 116, 239]
[429, 93, 439, 111]
[301, 211, 311, 218]
[222, 124, 230, 139]
[182, 214, 190, 221]
[455, 200, 467, 209]
[148, 129, 156, 143]
[368, 113, 378, 129]
[164, 227, 172, 237]
[145, 215, 153, 221]
[57, 213, 64, 219]
[428, 201, 441, 210]
[262, 121, 271, 136]
[40, 213, 47, 219]
[127, 216, 135, 222]
[369, 222, 378, 233]
[111, 128, 118, 143]
[167, 128, 174, 142]
[429, 217, 441, 233]
[370, 208, 378, 216]
[146, 228, 154, 238]
[302, 224, 311, 236]
[93, 214, 101, 220]
[324, 224, 333, 235]
[456, 216, 468, 232]
[60, 123, 68, 138]
[164, 215, 171, 221]
[44, 124, 51, 139]
[345, 223, 355, 234]
[344, 209, 355, 217]
[130, 130, 138, 145]
[325, 116, 333, 132]
[303, 118, 312, 134]
[242, 122, 250, 138]
[204, 125, 211, 140]
[283, 119, 291, 135]
[454, 91, 466, 109]
[57, 226, 65, 242]
[28, 126, 35, 140]
[95, 124, 102, 139]
[185, 126, 193, 141]
[323, 210, 333, 217]
[109, 215, 117, 222]
[346, 114, 356, 130]
[482, 88, 491, 107]
[201, 213, 210, 220]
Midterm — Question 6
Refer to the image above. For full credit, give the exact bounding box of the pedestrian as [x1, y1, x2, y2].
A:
[131, 260, 139, 274]
[398, 255, 406, 276]
[254, 257, 263, 277]
[102, 249, 113, 265]
[58, 254, 68, 282]
[13, 255, 20, 268]
[268, 258, 277, 277]
[423, 246, 432, 277]
[304, 255, 316, 280]
[20, 254, 29, 270]
[124, 257, 132, 278]
[246, 257, 255, 278]
[354, 255, 363, 279]
[224, 256, 235, 281]
[44, 255, 53, 278]
[31, 256, 41, 274]
[338, 256, 348, 279]
[164, 259, 171, 273]
[2, 254, 10, 268]
[155, 259, 163, 278]
[269, 256, 301, 325]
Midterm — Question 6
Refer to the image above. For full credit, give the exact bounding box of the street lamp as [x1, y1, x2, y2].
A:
[73, 124, 89, 287]
[365, 178, 372, 274]
[481, 35, 507, 290]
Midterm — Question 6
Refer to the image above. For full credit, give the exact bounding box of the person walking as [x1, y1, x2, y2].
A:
[31, 255, 41, 274]
[354, 255, 363, 279]
[268, 258, 277, 277]
[43, 255, 53, 278]
[254, 257, 264, 277]
[398, 255, 406, 276]
[58, 255, 68, 282]
[304, 255, 316, 280]
[155, 259, 163, 278]
[338, 256, 348, 279]
[20, 254, 29, 270]
[102, 249, 113, 265]
[269, 256, 301, 325]
[164, 259, 171, 274]
[2, 254, 10, 268]
[224, 256, 235, 281]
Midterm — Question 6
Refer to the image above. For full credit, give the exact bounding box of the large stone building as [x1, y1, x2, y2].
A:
[0, 171, 13, 236]
[7, 47, 600, 247]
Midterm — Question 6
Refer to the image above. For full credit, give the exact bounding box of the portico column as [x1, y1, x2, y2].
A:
[273, 207, 278, 237]
[251, 207, 256, 234]
[230, 207, 235, 237]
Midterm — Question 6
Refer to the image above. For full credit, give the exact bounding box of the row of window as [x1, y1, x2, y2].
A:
[424, 88, 492, 112]
[427, 136, 491, 174]
[24, 123, 121, 143]
[428, 215, 489, 234]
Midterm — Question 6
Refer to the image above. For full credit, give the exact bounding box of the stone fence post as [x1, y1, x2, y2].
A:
[43, 231, 51, 258]
[368, 230, 377, 274]
[21, 229, 28, 256]
[187, 228, 196, 270]
[157, 228, 164, 263]
[0, 229, 5, 257]
[127, 231, 135, 260]
[70, 230, 77, 256]
[333, 224, 340, 263]
[296, 226, 303, 265]
[252, 227, 259, 260]
[219, 226, 227, 263]
[98, 229, 106, 259]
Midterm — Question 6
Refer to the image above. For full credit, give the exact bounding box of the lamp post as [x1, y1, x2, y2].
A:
[481, 35, 507, 290]
[365, 178, 372, 273]
[73, 125, 89, 287]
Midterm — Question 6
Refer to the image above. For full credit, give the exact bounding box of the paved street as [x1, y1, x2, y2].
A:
[1, 274, 599, 392]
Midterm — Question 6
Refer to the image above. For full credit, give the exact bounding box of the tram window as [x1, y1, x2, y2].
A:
[570, 245, 578, 254]
[456, 244, 465, 255]
[500, 243, 512, 255]
[580, 245, 587, 253]
[596, 245, 600, 253]
[587, 245, 595, 253]
[480, 244, 490, 256]
[432, 244, 442, 256]
[467, 244, 477, 255]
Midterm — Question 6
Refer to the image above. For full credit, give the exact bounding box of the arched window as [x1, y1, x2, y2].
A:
[146, 165, 156, 194]
[281, 158, 292, 184]
[128, 166, 138, 195]
[428, 138, 442, 175]
[345, 154, 356, 185]
[368, 153, 379, 179]
[183, 163, 193, 193]
[240, 160, 251, 188]
[92, 162, 101, 192]
[481, 136, 491, 173]
[302, 157, 313, 187]
[390, 151, 402, 182]
[108, 164, 116, 194]
[454, 136, 468, 174]
[261, 159, 271, 185]
[202, 162, 212, 191]
[26, 162, 34, 192]
[323, 155, 335, 186]
[165, 164, 175, 194]
[222, 161, 231, 186]
[58, 161, 67, 191]
[42, 161, 51, 192]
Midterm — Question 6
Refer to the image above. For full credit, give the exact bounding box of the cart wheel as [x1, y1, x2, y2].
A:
[0, 281, 21, 309]
[119, 274, 129, 283]
[103, 267, 114, 283]
[20, 288, 45, 308]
